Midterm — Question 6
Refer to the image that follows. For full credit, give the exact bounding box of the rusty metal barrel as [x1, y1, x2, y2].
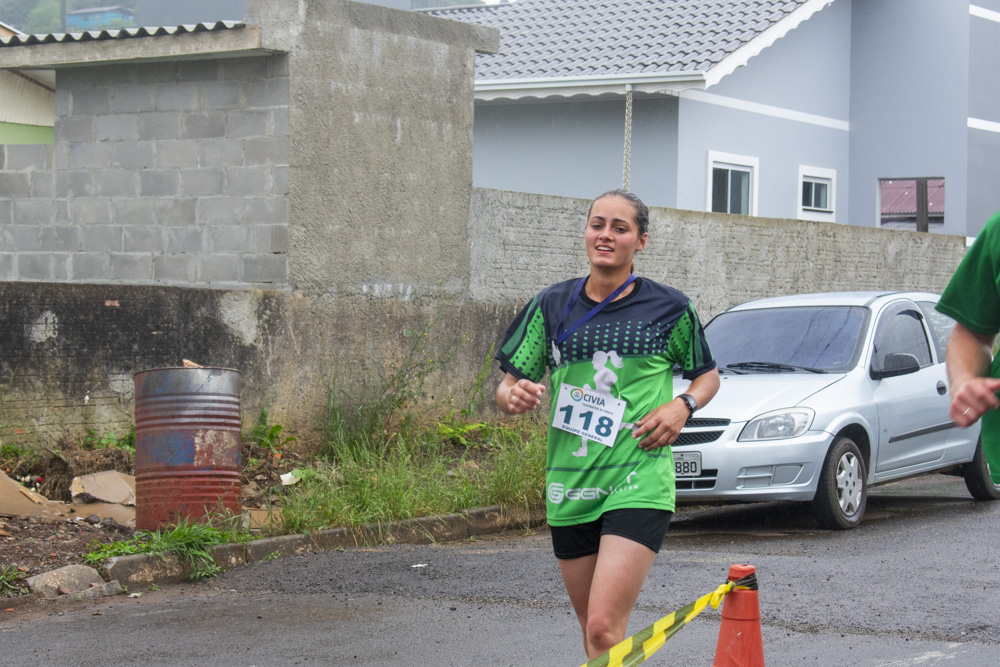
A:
[133, 367, 242, 531]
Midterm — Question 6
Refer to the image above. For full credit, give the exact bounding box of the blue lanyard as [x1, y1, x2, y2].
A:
[554, 273, 637, 345]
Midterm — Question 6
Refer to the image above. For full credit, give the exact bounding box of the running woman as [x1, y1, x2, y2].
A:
[495, 189, 720, 660]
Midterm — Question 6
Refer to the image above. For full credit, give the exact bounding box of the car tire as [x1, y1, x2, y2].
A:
[812, 436, 867, 530]
[963, 438, 1000, 501]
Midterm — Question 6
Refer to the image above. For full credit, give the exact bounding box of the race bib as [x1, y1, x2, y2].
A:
[553, 383, 627, 448]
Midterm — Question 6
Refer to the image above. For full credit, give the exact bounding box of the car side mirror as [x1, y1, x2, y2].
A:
[871, 352, 921, 380]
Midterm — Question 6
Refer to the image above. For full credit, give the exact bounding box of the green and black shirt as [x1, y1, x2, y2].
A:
[497, 276, 716, 525]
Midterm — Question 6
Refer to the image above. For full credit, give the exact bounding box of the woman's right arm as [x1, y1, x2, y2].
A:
[496, 372, 546, 415]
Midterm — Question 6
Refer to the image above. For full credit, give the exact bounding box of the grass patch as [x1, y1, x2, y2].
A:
[84, 517, 249, 581]
[0, 565, 28, 598]
[278, 417, 545, 534]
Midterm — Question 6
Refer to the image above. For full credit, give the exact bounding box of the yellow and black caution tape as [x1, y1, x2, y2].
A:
[580, 574, 757, 667]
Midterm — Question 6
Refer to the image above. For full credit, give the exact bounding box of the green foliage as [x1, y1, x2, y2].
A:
[322, 322, 451, 462]
[279, 415, 545, 535]
[0, 565, 27, 598]
[246, 402, 296, 452]
[80, 427, 135, 454]
[84, 517, 247, 581]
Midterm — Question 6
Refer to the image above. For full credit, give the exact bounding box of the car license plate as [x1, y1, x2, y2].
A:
[674, 452, 701, 477]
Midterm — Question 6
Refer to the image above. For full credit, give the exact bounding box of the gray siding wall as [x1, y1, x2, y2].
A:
[848, 0, 970, 236]
[967, 6, 1000, 231]
[0, 56, 290, 288]
[675, 0, 851, 221]
[471, 96, 679, 208]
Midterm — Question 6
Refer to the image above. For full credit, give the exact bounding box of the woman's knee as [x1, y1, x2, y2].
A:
[585, 615, 623, 653]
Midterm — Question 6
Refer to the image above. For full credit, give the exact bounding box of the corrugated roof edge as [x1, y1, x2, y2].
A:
[0, 20, 244, 48]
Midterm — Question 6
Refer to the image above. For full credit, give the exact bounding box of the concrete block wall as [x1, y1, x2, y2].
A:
[0, 55, 290, 289]
[468, 188, 970, 320]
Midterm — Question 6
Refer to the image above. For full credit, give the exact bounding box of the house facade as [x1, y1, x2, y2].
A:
[430, 0, 1000, 238]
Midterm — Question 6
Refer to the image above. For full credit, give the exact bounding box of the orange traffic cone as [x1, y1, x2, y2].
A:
[712, 564, 765, 667]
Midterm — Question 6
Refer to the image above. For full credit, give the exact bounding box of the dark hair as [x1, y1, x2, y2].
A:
[589, 189, 649, 236]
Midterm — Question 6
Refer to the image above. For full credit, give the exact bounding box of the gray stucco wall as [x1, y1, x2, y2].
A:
[0, 55, 290, 287]
[848, 0, 971, 236]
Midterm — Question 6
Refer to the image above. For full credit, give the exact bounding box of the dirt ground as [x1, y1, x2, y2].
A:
[1, 439, 286, 600]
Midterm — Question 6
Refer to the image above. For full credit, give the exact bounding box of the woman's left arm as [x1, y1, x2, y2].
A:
[632, 368, 720, 451]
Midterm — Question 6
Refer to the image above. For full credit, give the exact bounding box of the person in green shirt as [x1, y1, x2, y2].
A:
[937, 210, 1000, 484]
[495, 189, 720, 660]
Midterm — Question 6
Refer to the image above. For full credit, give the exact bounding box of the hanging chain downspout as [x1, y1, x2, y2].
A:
[623, 83, 633, 190]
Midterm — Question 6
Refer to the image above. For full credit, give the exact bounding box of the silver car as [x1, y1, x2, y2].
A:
[673, 291, 999, 529]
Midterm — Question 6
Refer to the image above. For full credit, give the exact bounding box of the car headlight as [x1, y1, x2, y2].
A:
[738, 408, 815, 441]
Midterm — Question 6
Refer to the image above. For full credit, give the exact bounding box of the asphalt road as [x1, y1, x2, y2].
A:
[3, 473, 999, 667]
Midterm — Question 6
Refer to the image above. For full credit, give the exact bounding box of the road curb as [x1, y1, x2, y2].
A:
[100, 504, 547, 588]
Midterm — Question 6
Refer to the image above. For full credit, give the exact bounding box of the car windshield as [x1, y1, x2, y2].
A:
[703, 306, 867, 373]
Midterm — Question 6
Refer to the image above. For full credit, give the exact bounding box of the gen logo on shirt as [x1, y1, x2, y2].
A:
[548, 482, 612, 504]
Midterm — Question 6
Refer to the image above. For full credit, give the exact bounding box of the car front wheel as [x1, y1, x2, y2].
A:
[963, 438, 1000, 501]
[812, 436, 867, 530]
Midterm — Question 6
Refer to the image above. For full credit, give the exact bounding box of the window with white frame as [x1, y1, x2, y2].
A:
[798, 166, 836, 222]
[708, 151, 758, 216]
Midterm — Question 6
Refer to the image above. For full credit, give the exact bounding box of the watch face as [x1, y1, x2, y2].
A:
[681, 394, 696, 412]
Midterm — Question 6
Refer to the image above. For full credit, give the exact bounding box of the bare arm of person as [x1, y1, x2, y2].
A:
[631, 367, 721, 451]
[496, 372, 546, 415]
[946, 323, 1000, 427]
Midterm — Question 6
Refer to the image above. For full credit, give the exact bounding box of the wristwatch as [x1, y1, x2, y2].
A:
[677, 393, 698, 415]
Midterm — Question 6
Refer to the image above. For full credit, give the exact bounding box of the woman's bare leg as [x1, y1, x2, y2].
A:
[558, 534, 657, 659]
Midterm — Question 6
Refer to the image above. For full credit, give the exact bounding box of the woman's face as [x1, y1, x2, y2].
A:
[585, 195, 647, 273]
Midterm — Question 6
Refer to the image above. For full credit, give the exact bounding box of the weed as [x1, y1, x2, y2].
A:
[262, 550, 283, 561]
[84, 517, 248, 582]
[0, 565, 27, 598]
[149, 583, 160, 592]
[322, 321, 451, 462]
[247, 401, 296, 453]
[80, 427, 135, 455]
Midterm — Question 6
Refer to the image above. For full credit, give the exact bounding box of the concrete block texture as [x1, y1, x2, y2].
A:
[165, 226, 205, 253]
[182, 110, 226, 139]
[226, 166, 268, 195]
[112, 142, 155, 170]
[71, 87, 113, 115]
[123, 225, 165, 253]
[69, 142, 111, 170]
[68, 197, 112, 225]
[0, 172, 30, 198]
[55, 115, 95, 143]
[198, 254, 241, 282]
[71, 253, 112, 280]
[140, 170, 180, 197]
[113, 86, 155, 113]
[97, 114, 139, 142]
[242, 253, 286, 282]
[5, 144, 52, 171]
[154, 140, 199, 169]
[200, 81, 242, 110]
[155, 82, 200, 111]
[79, 226, 123, 252]
[153, 254, 198, 282]
[39, 226, 80, 252]
[180, 168, 225, 196]
[199, 139, 244, 168]
[96, 170, 138, 197]
[209, 225, 250, 253]
[16, 253, 54, 280]
[138, 111, 182, 140]
[110, 253, 153, 280]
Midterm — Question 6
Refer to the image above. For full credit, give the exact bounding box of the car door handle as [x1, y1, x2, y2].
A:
[937, 381, 947, 395]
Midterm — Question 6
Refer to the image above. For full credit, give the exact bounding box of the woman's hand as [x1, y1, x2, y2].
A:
[496, 372, 546, 415]
[633, 368, 720, 450]
[632, 400, 689, 450]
